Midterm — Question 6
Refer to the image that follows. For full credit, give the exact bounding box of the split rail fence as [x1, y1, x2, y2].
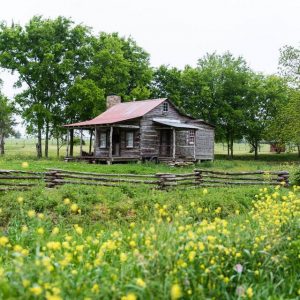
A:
[0, 169, 290, 192]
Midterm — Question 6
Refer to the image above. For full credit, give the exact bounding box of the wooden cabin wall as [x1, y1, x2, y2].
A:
[119, 129, 140, 158]
[176, 131, 195, 158]
[195, 124, 215, 160]
[95, 128, 109, 157]
[94, 120, 140, 158]
[140, 101, 191, 157]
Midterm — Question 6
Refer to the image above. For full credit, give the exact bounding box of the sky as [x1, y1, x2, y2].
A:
[0, 0, 299, 133]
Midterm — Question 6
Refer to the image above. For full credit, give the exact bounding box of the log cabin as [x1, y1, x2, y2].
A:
[64, 95, 215, 163]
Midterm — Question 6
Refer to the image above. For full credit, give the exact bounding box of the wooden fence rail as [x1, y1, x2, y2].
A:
[0, 168, 290, 192]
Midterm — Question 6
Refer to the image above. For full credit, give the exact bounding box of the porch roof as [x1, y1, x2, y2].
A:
[153, 118, 200, 130]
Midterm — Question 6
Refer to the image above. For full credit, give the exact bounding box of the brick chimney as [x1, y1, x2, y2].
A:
[106, 94, 121, 109]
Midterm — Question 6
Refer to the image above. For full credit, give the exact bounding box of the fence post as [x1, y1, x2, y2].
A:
[156, 173, 177, 190]
[45, 171, 63, 188]
[277, 171, 289, 187]
[194, 169, 203, 185]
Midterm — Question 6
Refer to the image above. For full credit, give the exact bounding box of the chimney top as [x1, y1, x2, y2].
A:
[106, 95, 121, 109]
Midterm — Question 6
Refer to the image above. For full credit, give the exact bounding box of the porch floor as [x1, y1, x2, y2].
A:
[64, 156, 140, 163]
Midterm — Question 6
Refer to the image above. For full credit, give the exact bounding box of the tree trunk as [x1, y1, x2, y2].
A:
[57, 137, 60, 158]
[297, 144, 300, 157]
[227, 138, 230, 158]
[230, 137, 234, 159]
[254, 144, 258, 160]
[37, 127, 42, 158]
[0, 134, 4, 155]
[45, 121, 49, 158]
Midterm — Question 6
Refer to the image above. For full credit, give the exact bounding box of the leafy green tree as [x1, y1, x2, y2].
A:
[182, 53, 251, 158]
[276, 44, 300, 156]
[0, 88, 16, 155]
[150, 65, 182, 106]
[279, 45, 300, 86]
[0, 16, 91, 157]
[88, 33, 152, 101]
[267, 89, 300, 157]
[243, 74, 289, 159]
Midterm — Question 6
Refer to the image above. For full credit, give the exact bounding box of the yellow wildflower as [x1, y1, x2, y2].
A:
[22, 225, 28, 233]
[64, 198, 71, 205]
[17, 197, 24, 204]
[120, 252, 128, 262]
[27, 210, 36, 218]
[171, 283, 182, 300]
[136, 278, 146, 288]
[37, 227, 44, 235]
[74, 225, 83, 235]
[0, 236, 9, 246]
[91, 283, 100, 293]
[22, 279, 30, 287]
[188, 251, 196, 262]
[121, 293, 137, 300]
[70, 203, 79, 213]
[21, 162, 29, 168]
[45, 293, 62, 300]
[30, 285, 43, 296]
[52, 227, 59, 235]
[246, 287, 253, 298]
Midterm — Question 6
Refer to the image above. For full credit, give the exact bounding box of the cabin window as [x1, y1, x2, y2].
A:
[188, 130, 195, 145]
[99, 132, 107, 148]
[163, 102, 169, 112]
[126, 131, 134, 148]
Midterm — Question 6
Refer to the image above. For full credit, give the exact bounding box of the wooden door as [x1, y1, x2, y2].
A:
[160, 129, 171, 157]
[112, 129, 120, 156]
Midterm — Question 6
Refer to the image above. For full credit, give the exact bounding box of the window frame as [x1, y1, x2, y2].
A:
[99, 131, 107, 149]
[163, 102, 169, 113]
[125, 131, 134, 148]
[188, 130, 195, 145]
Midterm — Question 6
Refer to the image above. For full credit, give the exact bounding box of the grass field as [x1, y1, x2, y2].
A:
[0, 149, 299, 299]
[4, 138, 300, 159]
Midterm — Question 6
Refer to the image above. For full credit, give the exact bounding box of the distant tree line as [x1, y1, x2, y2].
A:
[0, 16, 299, 158]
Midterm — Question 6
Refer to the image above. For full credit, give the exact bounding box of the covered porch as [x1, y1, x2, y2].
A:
[153, 118, 200, 162]
[65, 123, 141, 164]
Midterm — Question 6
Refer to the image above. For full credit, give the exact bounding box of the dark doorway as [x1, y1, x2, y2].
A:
[159, 129, 171, 157]
[112, 129, 120, 156]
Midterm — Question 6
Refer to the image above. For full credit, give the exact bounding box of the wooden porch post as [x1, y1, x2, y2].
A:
[89, 129, 93, 154]
[172, 128, 176, 160]
[94, 126, 97, 157]
[109, 126, 113, 163]
[193, 138, 196, 160]
[66, 130, 70, 157]
[80, 129, 83, 156]
[70, 129, 74, 157]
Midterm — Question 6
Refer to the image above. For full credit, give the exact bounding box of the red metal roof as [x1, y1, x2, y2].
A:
[65, 98, 167, 127]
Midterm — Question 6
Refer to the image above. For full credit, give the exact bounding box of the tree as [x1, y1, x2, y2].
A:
[0, 90, 15, 155]
[243, 74, 288, 159]
[88, 33, 152, 101]
[182, 53, 251, 158]
[279, 45, 300, 87]
[150, 65, 182, 106]
[277, 44, 300, 156]
[0, 16, 92, 158]
[267, 89, 300, 157]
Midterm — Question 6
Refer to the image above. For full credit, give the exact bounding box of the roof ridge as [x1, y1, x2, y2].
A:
[116, 98, 167, 105]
